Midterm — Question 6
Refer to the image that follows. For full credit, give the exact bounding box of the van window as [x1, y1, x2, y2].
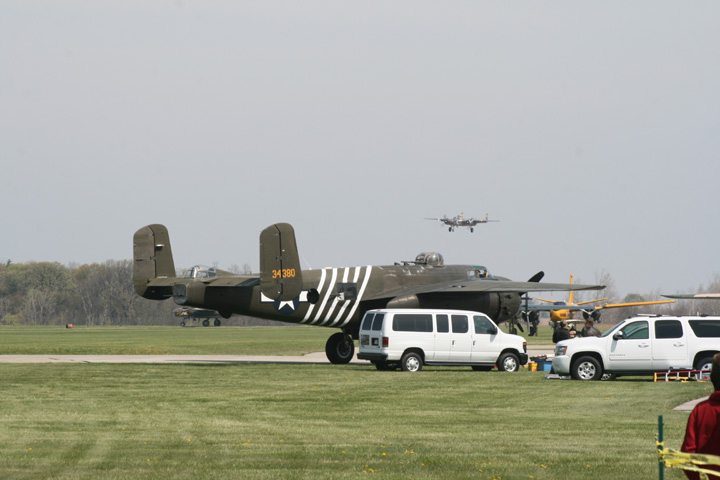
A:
[655, 320, 683, 339]
[436, 314, 449, 333]
[621, 320, 648, 340]
[473, 315, 495, 334]
[451, 315, 469, 333]
[688, 320, 720, 338]
[393, 314, 433, 332]
[360, 313, 374, 331]
[371, 313, 384, 331]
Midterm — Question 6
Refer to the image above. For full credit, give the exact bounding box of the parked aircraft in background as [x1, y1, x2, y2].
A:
[425, 213, 499, 232]
[133, 223, 602, 364]
[173, 306, 222, 327]
[520, 273, 674, 324]
[663, 293, 720, 299]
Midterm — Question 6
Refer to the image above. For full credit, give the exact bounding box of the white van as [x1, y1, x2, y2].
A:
[357, 309, 528, 372]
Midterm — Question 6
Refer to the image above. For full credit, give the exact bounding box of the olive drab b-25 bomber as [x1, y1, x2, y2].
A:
[133, 223, 604, 364]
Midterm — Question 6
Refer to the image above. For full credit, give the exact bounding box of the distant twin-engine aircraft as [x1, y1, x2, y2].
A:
[425, 213, 499, 232]
[133, 223, 602, 364]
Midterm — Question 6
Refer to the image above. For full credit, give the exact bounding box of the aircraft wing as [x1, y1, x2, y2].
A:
[521, 304, 588, 311]
[662, 293, 720, 299]
[601, 300, 675, 308]
[144, 275, 259, 291]
[363, 278, 603, 302]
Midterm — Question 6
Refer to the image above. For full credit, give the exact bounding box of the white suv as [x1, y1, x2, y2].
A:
[552, 315, 720, 380]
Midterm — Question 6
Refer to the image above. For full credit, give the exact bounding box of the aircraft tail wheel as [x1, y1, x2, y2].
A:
[325, 332, 354, 364]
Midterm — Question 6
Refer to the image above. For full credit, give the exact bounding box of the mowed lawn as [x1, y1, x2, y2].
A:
[0, 326, 707, 479]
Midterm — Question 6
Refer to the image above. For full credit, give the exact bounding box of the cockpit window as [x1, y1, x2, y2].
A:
[414, 252, 444, 266]
[185, 265, 218, 279]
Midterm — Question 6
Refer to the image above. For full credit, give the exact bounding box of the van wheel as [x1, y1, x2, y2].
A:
[325, 332, 354, 365]
[401, 352, 423, 372]
[571, 356, 602, 381]
[497, 353, 520, 372]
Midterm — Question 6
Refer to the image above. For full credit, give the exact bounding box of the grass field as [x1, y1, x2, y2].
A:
[0, 323, 590, 356]
[0, 326, 706, 479]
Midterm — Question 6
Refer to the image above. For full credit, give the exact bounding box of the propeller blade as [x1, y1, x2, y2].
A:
[528, 271, 545, 283]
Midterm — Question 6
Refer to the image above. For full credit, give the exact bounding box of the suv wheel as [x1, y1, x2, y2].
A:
[571, 356, 602, 381]
[695, 356, 714, 381]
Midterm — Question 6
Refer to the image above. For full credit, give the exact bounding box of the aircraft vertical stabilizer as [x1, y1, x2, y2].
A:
[133, 224, 176, 298]
[259, 223, 303, 301]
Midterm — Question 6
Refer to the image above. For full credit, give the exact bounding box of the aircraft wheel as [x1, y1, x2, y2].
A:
[325, 332, 354, 364]
[202, 319, 210, 327]
[214, 319, 221, 327]
[401, 352, 423, 372]
[571, 356, 602, 381]
[180, 321, 186, 327]
[497, 352, 520, 372]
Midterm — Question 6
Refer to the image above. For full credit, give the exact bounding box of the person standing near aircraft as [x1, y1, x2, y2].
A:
[552, 322, 571, 343]
[681, 353, 720, 480]
[580, 319, 601, 337]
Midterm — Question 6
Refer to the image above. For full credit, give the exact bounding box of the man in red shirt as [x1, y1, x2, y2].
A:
[682, 353, 720, 480]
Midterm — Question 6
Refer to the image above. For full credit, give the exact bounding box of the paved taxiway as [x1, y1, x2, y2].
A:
[0, 345, 555, 364]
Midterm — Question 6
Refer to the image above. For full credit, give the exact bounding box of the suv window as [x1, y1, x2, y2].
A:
[393, 314, 432, 332]
[473, 315, 496, 334]
[451, 315, 469, 333]
[436, 314, 449, 333]
[621, 320, 648, 339]
[655, 320, 683, 339]
[688, 320, 720, 338]
[371, 313, 384, 331]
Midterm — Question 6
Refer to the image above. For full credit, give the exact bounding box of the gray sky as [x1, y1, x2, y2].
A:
[2, 1, 719, 299]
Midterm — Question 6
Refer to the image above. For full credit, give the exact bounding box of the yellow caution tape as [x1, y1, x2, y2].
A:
[657, 442, 720, 480]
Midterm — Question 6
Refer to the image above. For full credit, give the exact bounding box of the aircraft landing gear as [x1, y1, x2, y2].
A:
[325, 332, 354, 364]
[214, 319, 221, 327]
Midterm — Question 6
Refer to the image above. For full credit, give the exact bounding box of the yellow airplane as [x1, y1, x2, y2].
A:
[525, 273, 675, 324]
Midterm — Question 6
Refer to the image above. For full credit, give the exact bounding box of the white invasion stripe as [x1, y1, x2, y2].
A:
[340, 265, 373, 327]
[302, 267, 327, 323]
[330, 266, 362, 327]
[319, 267, 350, 326]
[312, 268, 338, 325]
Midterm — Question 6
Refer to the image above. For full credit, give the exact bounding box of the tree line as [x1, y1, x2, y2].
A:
[0, 260, 284, 327]
[1, 260, 719, 326]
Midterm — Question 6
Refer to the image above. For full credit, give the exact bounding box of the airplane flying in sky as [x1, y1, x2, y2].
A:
[522, 273, 675, 324]
[133, 223, 602, 364]
[425, 213, 499, 232]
